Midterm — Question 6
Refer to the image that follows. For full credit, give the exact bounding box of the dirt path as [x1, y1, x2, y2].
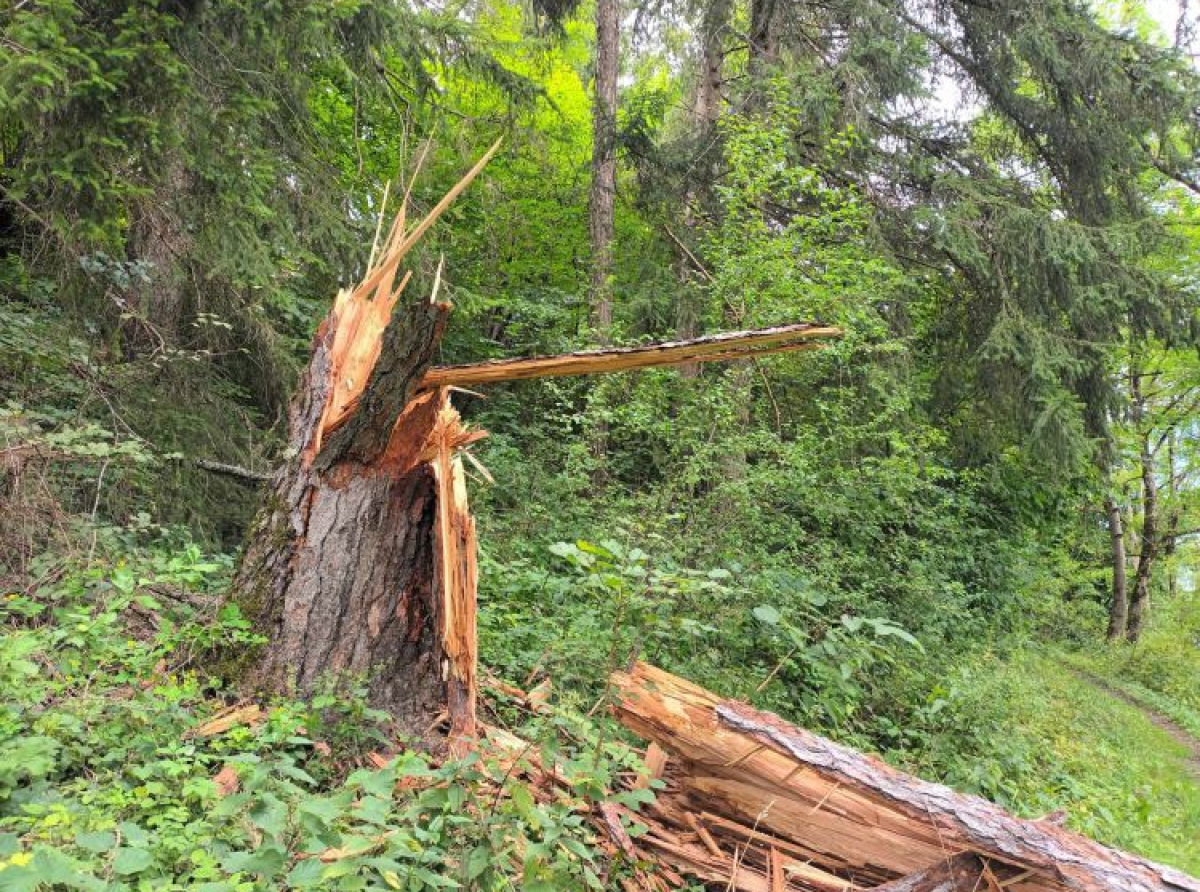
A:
[1069, 667, 1200, 780]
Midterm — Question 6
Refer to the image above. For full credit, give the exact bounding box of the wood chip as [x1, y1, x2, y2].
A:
[190, 704, 262, 737]
[212, 764, 239, 797]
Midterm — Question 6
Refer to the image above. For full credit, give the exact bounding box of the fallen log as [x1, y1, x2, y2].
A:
[610, 662, 1200, 892]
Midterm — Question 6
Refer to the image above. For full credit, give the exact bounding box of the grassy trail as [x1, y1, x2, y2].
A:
[1068, 667, 1200, 781]
[970, 654, 1200, 874]
[1030, 656, 1200, 871]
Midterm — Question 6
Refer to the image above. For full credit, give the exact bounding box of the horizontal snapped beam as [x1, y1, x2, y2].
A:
[419, 322, 842, 389]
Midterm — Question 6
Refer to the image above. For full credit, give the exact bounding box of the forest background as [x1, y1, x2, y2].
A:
[3, 0, 1200, 887]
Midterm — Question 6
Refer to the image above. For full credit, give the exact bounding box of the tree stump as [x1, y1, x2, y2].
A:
[229, 151, 495, 750]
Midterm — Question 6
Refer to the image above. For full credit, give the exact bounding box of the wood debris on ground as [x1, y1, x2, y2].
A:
[189, 703, 263, 737]
[175, 670, 1200, 892]
[602, 661, 1200, 892]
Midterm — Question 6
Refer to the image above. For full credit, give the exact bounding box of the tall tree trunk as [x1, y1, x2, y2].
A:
[588, 0, 620, 479]
[1165, 432, 1179, 601]
[1105, 495, 1129, 641]
[589, 0, 619, 338]
[747, 0, 778, 83]
[674, 0, 731, 380]
[126, 158, 191, 354]
[719, 0, 778, 482]
[1127, 370, 1158, 643]
[230, 155, 496, 750]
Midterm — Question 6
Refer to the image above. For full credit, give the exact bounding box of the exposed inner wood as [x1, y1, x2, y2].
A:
[427, 391, 481, 752]
[419, 323, 841, 389]
[868, 854, 987, 892]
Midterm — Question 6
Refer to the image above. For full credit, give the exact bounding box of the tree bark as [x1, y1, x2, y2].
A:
[1165, 432, 1179, 601]
[1104, 495, 1128, 641]
[589, 0, 619, 338]
[232, 301, 477, 746]
[673, 0, 732, 379]
[717, 0, 779, 480]
[588, 0, 620, 481]
[1127, 370, 1157, 643]
[228, 154, 497, 749]
[747, 0, 778, 87]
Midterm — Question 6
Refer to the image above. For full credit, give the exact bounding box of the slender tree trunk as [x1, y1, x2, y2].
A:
[1105, 495, 1129, 640]
[588, 0, 620, 479]
[675, 0, 731, 378]
[719, 0, 778, 481]
[126, 158, 191, 353]
[589, 0, 619, 338]
[676, 0, 729, 379]
[1127, 371, 1158, 643]
[747, 0, 778, 83]
[1165, 432, 1179, 601]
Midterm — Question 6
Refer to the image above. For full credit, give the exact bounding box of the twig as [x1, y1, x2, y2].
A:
[664, 225, 714, 282]
[194, 459, 273, 483]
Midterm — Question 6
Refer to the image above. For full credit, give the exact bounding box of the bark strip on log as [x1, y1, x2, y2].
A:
[611, 662, 1200, 892]
[419, 323, 841, 389]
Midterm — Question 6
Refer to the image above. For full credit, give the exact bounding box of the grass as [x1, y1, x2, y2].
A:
[992, 653, 1200, 873]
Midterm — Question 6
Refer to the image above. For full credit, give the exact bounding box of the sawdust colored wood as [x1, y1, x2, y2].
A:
[419, 323, 840, 389]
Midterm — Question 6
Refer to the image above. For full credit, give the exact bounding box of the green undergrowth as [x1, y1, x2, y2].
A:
[3, 540, 1198, 890]
[0, 550, 655, 892]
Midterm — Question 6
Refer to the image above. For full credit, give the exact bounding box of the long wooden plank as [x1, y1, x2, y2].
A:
[419, 323, 841, 389]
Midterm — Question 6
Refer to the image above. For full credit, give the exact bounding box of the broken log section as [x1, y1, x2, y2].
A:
[610, 662, 1200, 892]
[419, 323, 841, 389]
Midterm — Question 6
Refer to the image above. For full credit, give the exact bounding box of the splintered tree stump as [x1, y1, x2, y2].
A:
[230, 148, 498, 749]
[233, 296, 479, 746]
[231, 297, 475, 739]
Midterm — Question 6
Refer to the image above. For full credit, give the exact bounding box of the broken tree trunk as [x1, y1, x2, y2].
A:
[611, 662, 1200, 892]
[230, 147, 498, 749]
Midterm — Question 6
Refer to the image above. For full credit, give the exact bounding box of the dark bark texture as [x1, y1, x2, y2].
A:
[589, 0, 619, 336]
[232, 300, 463, 742]
[1105, 495, 1128, 640]
[1127, 370, 1157, 643]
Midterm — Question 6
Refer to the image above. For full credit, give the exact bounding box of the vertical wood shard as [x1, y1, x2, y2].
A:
[428, 389, 481, 752]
